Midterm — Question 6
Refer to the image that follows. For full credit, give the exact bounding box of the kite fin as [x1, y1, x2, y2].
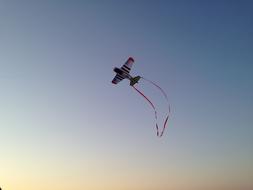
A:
[130, 76, 141, 86]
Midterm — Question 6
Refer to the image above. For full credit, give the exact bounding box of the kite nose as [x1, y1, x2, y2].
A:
[128, 57, 134, 62]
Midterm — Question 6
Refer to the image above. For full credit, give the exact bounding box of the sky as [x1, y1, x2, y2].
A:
[0, 0, 253, 190]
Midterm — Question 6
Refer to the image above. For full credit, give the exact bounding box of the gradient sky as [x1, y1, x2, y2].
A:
[0, 1, 253, 190]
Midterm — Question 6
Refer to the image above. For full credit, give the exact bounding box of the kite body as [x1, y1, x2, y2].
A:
[112, 57, 171, 137]
[112, 57, 141, 86]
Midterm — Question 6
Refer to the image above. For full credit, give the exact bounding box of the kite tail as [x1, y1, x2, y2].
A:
[134, 77, 171, 137]
[132, 85, 160, 137]
[141, 77, 169, 102]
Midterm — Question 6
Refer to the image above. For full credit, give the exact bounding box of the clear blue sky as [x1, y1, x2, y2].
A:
[0, 1, 253, 190]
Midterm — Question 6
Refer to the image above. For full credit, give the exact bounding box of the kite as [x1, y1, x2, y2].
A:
[112, 57, 171, 137]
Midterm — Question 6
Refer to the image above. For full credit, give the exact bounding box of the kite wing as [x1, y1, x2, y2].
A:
[121, 57, 134, 74]
[112, 73, 124, 84]
[111, 57, 135, 85]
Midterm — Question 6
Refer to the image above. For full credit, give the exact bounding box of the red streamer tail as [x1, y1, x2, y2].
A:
[132, 85, 160, 136]
[132, 78, 171, 137]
